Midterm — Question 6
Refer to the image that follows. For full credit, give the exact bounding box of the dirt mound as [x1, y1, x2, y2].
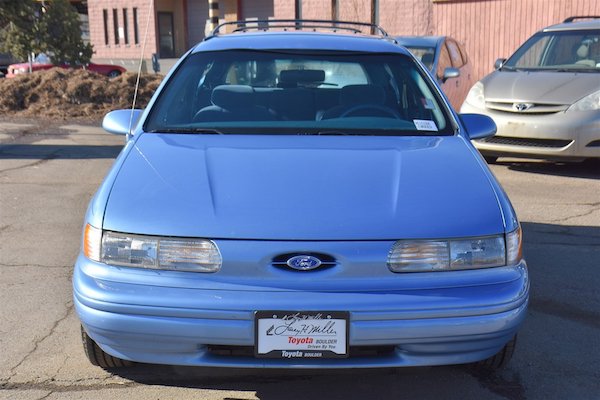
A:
[0, 68, 163, 121]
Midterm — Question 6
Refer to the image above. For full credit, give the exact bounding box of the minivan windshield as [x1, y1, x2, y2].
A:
[503, 30, 600, 72]
[145, 50, 454, 136]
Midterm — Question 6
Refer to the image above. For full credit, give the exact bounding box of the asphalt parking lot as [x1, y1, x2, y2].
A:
[1, 121, 599, 400]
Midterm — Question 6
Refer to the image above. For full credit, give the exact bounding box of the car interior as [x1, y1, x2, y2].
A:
[147, 51, 447, 131]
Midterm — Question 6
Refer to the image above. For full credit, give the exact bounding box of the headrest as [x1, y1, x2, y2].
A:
[279, 69, 325, 86]
[340, 85, 386, 106]
[211, 85, 254, 109]
[577, 43, 590, 58]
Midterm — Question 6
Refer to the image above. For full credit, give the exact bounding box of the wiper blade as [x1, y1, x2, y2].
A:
[500, 66, 523, 72]
[147, 128, 223, 134]
[315, 130, 352, 136]
[552, 68, 598, 73]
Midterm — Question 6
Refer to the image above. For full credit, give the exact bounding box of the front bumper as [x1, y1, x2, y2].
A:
[461, 104, 600, 160]
[74, 255, 529, 368]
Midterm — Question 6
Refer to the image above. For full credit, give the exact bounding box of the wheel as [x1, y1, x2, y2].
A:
[484, 155, 498, 164]
[81, 325, 133, 368]
[107, 70, 122, 78]
[473, 335, 517, 371]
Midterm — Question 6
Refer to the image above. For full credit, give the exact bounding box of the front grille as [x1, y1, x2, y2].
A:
[481, 136, 573, 148]
[206, 345, 396, 358]
[586, 140, 600, 148]
[485, 101, 568, 114]
[272, 252, 337, 270]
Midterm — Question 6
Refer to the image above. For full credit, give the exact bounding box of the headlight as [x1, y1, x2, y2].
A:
[16, 67, 27, 74]
[567, 89, 600, 111]
[387, 230, 522, 272]
[83, 224, 222, 272]
[464, 81, 485, 109]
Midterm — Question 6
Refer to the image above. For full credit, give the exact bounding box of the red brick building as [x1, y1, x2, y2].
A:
[87, 0, 600, 78]
[88, 0, 274, 71]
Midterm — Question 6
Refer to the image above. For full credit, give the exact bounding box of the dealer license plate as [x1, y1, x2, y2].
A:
[255, 311, 349, 359]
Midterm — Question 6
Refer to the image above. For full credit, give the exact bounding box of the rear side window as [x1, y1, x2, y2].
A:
[446, 39, 465, 68]
[436, 45, 452, 79]
[225, 59, 368, 87]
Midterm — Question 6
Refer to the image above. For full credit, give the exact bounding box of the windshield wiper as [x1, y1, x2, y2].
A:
[500, 66, 524, 72]
[551, 68, 598, 73]
[147, 128, 223, 134]
[315, 130, 352, 136]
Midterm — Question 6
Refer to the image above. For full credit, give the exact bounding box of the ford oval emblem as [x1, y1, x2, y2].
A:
[286, 255, 322, 271]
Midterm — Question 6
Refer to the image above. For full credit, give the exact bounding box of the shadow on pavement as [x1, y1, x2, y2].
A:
[106, 363, 526, 400]
[521, 221, 600, 330]
[0, 144, 123, 159]
[500, 159, 600, 180]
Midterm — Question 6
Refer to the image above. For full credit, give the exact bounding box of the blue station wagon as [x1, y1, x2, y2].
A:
[74, 20, 528, 370]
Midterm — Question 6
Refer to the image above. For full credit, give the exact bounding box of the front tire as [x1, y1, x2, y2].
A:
[81, 325, 133, 368]
[473, 335, 517, 371]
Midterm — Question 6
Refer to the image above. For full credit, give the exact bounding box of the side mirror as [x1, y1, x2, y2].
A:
[441, 67, 460, 83]
[102, 109, 143, 136]
[460, 113, 496, 140]
[494, 58, 507, 70]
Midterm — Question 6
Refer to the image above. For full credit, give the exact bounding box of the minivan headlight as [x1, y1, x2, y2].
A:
[464, 81, 485, 109]
[83, 224, 222, 272]
[567, 89, 600, 111]
[388, 230, 522, 272]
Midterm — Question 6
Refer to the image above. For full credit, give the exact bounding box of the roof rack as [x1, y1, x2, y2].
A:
[563, 16, 600, 23]
[210, 19, 390, 38]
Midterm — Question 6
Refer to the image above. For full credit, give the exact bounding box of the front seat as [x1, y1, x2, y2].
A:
[194, 85, 277, 122]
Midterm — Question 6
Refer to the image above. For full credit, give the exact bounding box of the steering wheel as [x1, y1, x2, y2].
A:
[339, 104, 403, 119]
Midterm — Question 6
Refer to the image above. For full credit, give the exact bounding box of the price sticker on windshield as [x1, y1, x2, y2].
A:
[413, 119, 438, 131]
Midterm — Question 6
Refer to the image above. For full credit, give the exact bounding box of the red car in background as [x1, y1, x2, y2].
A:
[6, 54, 126, 78]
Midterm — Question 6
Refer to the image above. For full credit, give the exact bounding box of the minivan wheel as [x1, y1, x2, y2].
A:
[473, 335, 517, 371]
[81, 326, 133, 368]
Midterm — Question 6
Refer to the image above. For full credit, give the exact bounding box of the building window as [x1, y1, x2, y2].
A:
[102, 9, 109, 45]
[122, 8, 129, 44]
[113, 8, 119, 45]
[133, 7, 139, 45]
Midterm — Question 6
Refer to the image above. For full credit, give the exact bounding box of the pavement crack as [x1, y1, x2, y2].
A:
[35, 392, 53, 400]
[1, 380, 138, 393]
[52, 355, 71, 382]
[530, 298, 600, 330]
[549, 204, 600, 224]
[0, 153, 59, 174]
[7, 301, 75, 382]
[0, 262, 71, 269]
[468, 369, 526, 400]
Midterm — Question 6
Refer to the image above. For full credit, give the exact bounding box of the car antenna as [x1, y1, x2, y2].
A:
[128, 0, 154, 135]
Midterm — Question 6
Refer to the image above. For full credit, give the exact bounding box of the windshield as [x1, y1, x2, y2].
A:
[403, 46, 436, 70]
[503, 29, 600, 71]
[145, 50, 454, 136]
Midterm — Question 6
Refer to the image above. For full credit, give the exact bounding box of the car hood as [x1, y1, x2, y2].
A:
[482, 70, 600, 105]
[103, 133, 504, 240]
